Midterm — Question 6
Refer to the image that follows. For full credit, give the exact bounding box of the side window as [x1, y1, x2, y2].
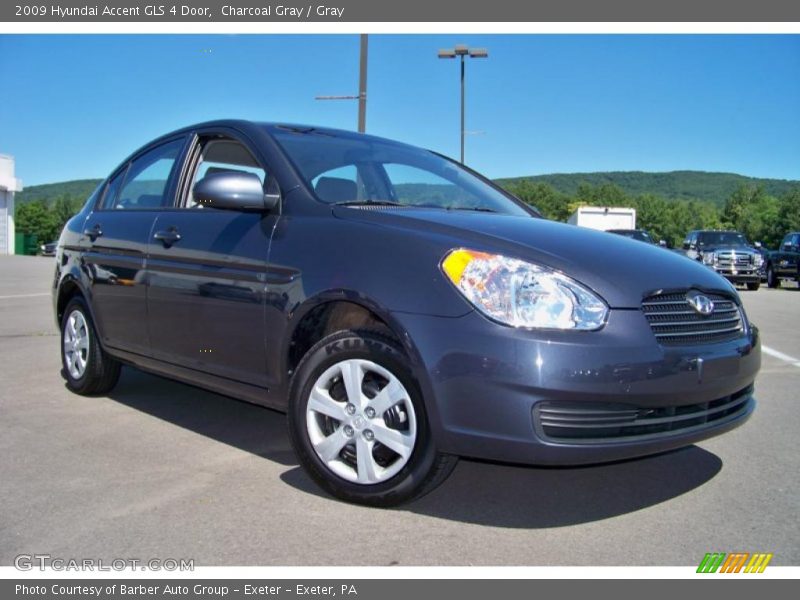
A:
[100, 168, 126, 210]
[186, 138, 267, 208]
[110, 139, 184, 210]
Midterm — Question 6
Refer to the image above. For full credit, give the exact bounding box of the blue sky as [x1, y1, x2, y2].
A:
[1, 34, 798, 186]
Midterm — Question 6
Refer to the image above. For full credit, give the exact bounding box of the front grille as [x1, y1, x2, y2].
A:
[533, 385, 753, 443]
[642, 291, 744, 345]
[715, 251, 752, 268]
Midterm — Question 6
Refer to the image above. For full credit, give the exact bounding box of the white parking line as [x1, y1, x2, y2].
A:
[0, 293, 50, 300]
[762, 345, 800, 368]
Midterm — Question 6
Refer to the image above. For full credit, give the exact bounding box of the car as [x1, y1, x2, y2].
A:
[52, 120, 760, 507]
[682, 230, 763, 290]
[765, 232, 800, 288]
[606, 228, 667, 246]
[40, 241, 57, 256]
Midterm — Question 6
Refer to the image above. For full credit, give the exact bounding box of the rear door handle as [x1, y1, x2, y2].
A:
[154, 228, 182, 248]
[83, 225, 103, 241]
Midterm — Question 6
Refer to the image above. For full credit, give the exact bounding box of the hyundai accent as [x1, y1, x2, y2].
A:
[53, 120, 760, 506]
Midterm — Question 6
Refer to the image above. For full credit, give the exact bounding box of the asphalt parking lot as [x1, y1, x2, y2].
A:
[1, 255, 798, 566]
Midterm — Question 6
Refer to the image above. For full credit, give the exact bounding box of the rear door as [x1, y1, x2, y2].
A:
[82, 137, 186, 355]
[145, 130, 278, 387]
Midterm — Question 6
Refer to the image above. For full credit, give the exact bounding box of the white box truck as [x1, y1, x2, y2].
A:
[567, 206, 636, 231]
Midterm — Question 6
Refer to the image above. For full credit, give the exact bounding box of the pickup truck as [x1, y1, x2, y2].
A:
[765, 232, 800, 288]
[682, 230, 763, 290]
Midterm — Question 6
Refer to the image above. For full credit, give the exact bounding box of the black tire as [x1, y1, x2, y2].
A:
[287, 330, 457, 507]
[746, 281, 760, 291]
[60, 296, 121, 395]
[766, 265, 779, 288]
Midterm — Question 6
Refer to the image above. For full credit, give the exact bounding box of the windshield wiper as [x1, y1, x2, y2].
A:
[445, 206, 497, 213]
[334, 200, 404, 207]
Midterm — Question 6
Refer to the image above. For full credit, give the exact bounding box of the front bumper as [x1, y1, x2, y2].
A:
[393, 307, 760, 466]
[712, 267, 760, 283]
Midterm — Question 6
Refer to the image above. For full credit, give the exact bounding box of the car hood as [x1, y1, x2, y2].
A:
[333, 207, 735, 309]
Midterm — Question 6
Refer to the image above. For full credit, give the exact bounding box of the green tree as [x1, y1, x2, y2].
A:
[15, 200, 60, 243]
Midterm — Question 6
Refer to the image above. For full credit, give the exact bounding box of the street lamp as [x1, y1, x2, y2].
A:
[438, 44, 488, 163]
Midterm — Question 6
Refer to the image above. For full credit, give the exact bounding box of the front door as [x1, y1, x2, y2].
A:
[146, 134, 277, 387]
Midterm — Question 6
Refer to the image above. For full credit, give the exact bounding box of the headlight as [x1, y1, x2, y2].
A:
[702, 252, 715, 265]
[753, 253, 763, 267]
[441, 249, 608, 330]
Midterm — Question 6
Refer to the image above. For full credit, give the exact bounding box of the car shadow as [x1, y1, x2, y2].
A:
[280, 446, 722, 528]
[103, 367, 722, 528]
[103, 367, 297, 466]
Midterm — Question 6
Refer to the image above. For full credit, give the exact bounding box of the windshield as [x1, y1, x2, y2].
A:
[697, 232, 748, 246]
[270, 128, 533, 217]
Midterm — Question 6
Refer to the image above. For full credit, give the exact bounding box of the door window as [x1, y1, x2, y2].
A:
[108, 138, 184, 210]
[100, 168, 126, 210]
[185, 138, 267, 208]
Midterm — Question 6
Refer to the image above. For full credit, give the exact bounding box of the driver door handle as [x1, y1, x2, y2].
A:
[153, 228, 182, 248]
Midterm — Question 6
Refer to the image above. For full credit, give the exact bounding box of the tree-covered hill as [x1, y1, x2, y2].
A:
[496, 171, 799, 205]
[16, 179, 103, 205]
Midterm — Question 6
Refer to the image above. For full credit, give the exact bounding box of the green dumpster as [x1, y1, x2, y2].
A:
[14, 233, 39, 256]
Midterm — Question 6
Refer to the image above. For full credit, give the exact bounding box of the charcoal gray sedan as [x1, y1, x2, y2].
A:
[52, 120, 760, 506]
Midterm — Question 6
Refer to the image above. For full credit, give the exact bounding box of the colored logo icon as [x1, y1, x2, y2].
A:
[697, 552, 773, 573]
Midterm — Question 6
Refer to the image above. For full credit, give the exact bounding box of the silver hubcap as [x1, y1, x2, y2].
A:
[306, 359, 417, 485]
[63, 310, 89, 379]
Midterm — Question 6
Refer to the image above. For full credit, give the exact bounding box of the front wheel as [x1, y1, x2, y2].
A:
[746, 281, 760, 291]
[766, 266, 779, 288]
[287, 330, 457, 507]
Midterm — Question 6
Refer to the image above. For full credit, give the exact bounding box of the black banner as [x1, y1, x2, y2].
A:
[4, 579, 797, 600]
[4, 0, 800, 22]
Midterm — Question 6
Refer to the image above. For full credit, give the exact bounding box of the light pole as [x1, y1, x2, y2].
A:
[316, 34, 369, 133]
[438, 44, 488, 164]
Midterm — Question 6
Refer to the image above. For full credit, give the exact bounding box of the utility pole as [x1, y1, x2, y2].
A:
[316, 34, 369, 133]
[358, 34, 368, 133]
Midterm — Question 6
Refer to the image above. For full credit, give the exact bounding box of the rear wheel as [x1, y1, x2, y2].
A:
[60, 297, 121, 395]
[287, 330, 457, 507]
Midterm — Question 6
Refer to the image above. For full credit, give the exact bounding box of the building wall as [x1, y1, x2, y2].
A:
[0, 154, 23, 255]
[0, 190, 8, 254]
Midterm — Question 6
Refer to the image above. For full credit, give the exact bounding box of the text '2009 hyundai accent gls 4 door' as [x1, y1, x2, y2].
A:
[53, 121, 760, 506]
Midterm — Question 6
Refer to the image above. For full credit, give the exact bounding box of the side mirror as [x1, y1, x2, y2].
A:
[659, 239, 667, 247]
[784, 241, 792, 249]
[682, 242, 690, 250]
[193, 171, 278, 211]
[754, 241, 762, 248]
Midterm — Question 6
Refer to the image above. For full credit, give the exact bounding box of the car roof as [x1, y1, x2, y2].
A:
[148, 119, 412, 149]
